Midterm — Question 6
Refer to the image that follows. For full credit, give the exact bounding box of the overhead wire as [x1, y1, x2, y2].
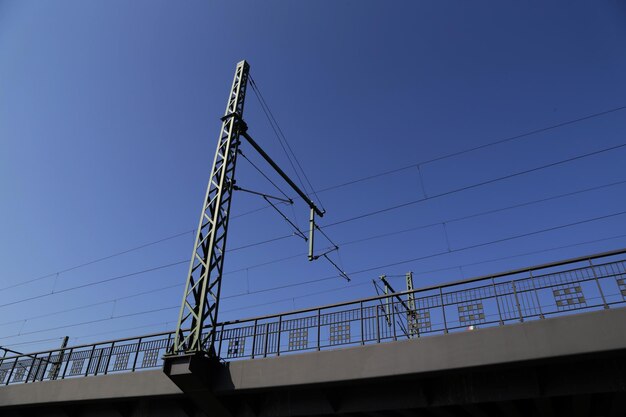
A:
[238, 149, 293, 202]
[347, 210, 626, 276]
[1, 176, 624, 311]
[7, 230, 626, 350]
[323, 142, 626, 228]
[0, 228, 303, 310]
[0, 305, 182, 342]
[249, 78, 309, 194]
[337, 179, 626, 248]
[314, 104, 626, 194]
[245, 78, 349, 280]
[5, 105, 623, 296]
[0, 229, 194, 294]
[219, 208, 626, 297]
[0, 261, 188, 310]
[249, 75, 326, 211]
[2, 107, 625, 346]
[0, 283, 183, 329]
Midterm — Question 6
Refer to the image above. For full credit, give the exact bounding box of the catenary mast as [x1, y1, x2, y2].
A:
[170, 60, 250, 356]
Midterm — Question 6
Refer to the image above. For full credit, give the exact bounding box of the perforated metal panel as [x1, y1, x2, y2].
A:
[141, 349, 159, 368]
[113, 353, 130, 371]
[616, 276, 626, 299]
[87, 349, 108, 374]
[12, 365, 26, 382]
[458, 302, 485, 325]
[288, 329, 308, 351]
[33, 359, 46, 381]
[227, 338, 246, 358]
[553, 285, 586, 310]
[69, 359, 84, 376]
[330, 322, 350, 345]
[409, 309, 432, 333]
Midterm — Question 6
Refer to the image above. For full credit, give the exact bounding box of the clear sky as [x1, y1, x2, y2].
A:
[1, 0, 625, 352]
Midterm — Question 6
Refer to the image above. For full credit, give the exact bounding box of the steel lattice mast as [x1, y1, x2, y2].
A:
[406, 272, 418, 338]
[171, 60, 250, 355]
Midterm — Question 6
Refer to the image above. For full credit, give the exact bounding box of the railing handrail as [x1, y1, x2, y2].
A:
[217, 247, 626, 325]
[0, 330, 174, 362]
[2, 247, 624, 362]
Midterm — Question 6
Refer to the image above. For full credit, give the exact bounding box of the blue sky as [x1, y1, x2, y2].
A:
[1, 0, 625, 352]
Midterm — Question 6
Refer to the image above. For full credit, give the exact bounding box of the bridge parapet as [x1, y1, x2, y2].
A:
[1, 248, 625, 387]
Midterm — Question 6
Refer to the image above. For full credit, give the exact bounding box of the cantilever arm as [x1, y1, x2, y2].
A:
[238, 129, 324, 218]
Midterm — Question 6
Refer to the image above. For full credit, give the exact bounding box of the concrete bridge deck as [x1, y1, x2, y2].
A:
[2, 307, 626, 416]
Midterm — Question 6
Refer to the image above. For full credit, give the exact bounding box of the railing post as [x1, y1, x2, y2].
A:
[439, 288, 448, 334]
[529, 270, 544, 319]
[589, 258, 609, 309]
[103, 342, 114, 375]
[61, 349, 73, 379]
[94, 348, 105, 376]
[217, 324, 225, 358]
[165, 332, 173, 354]
[392, 300, 397, 341]
[85, 345, 96, 376]
[376, 304, 381, 343]
[251, 320, 258, 359]
[41, 351, 53, 381]
[85, 348, 96, 377]
[24, 354, 36, 383]
[30, 356, 42, 382]
[7, 357, 18, 385]
[492, 278, 504, 325]
[317, 309, 321, 351]
[360, 301, 365, 345]
[512, 281, 524, 322]
[276, 316, 283, 356]
[263, 323, 270, 358]
[132, 338, 142, 371]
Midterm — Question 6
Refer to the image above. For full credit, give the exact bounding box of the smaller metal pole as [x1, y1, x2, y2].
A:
[492, 278, 504, 325]
[512, 281, 524, 322]
[52, 336, 69, 380]
[308, 208, 315, 261]
[529, 271, 544, 319]
[589, 259, 609, 309]
[439, 287, 448, 334]
[276, 316, 283, 356]
[317, 309, 321, 351]
[251, 320, 258, 359]
[132, 338, 142, 371]
[360, 301, 365, 345]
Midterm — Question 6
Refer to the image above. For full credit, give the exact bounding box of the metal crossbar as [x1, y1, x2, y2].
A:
[2, 248, 626, 386]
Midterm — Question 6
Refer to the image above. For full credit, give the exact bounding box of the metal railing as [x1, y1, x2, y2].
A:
[1, 248, 626, 386]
